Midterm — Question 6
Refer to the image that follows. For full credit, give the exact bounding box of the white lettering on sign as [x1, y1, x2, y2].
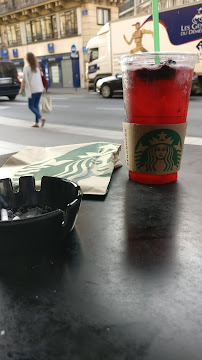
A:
[180, 10, 202, 37]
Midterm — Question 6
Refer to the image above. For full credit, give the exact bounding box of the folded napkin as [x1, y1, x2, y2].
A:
[0, 142, 122, 195]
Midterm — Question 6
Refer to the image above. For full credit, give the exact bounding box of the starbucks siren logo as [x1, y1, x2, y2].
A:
[135, 129, 182, 172]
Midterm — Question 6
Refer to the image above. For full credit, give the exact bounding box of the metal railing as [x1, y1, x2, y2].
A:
[26, 33, 58, 43]
[60, 28, 78, 38]
[7, 39, 22, 47]
[0, 0, 45, 15]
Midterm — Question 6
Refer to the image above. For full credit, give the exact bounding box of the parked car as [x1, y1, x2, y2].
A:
[97, 72, 202, 98]
[0, 61, 21, 100]
[96, 73, 122, 98]
[16, 69, 23, 83]
[191, 72, 202, 95]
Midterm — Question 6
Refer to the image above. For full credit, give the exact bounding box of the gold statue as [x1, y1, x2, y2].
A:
[123, 22, 153, 54]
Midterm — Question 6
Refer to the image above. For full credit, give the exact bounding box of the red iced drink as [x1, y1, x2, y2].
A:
[120, 53, 198, 184]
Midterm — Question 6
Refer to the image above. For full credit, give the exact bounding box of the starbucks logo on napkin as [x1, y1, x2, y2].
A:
[0, 142, 121, 195]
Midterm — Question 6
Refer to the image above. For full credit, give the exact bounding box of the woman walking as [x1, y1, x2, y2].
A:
[19, 52, 46, 128]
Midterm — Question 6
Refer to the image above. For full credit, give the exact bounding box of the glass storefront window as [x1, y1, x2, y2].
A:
[60, 9, 78, 37]
[6, 23, 21, 46]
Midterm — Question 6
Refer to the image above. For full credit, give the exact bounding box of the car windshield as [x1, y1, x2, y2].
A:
[88, 48, 98, 63]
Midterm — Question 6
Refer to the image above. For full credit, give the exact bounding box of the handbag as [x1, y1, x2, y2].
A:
[41, 74, 48, 89]
[39, 94, 52, 113]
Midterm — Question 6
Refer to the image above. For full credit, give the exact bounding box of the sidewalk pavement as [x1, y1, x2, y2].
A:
[47, 87, 91, 95]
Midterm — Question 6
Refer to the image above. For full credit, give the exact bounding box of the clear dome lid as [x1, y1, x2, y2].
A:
[119, 52, 199, 69]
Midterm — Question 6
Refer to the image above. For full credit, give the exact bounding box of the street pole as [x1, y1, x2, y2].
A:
[74, 57, 77, 92]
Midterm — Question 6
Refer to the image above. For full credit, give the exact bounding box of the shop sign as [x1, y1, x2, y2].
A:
[82, 9, 88, 16]
[70, 54, 79, 59]
[62, 56, 71, 60]
[0, 50, 8, 59]
[41, 54, 76, 63]
[13, 49, 18, 58]
[48, 43, 54, 53]
[13, 60, 24, 65]
[71, 44, 77, 56]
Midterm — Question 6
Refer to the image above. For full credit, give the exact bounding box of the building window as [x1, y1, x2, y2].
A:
[97, 8, 110, 25]
[119, 10, 134, 18]
[26, 15, 58, 43]
[6, 24, 21, 46]
[60, 9, 78, 38]
[160, 1, 167, 9]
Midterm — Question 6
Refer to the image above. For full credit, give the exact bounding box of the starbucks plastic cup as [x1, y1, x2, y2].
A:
[119, 52, 199, 184]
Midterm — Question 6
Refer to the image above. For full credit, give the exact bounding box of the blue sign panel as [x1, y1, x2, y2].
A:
[88, 64, 97, 74]
[0, 50, 8, 59]
[71, 44, 76, 54]
[143, 4, 202, 46]
[48, 43, 54, 53]
[82, 9, 88, 16]
[13, 49, 18, 58]
[82, 47, 87, 53]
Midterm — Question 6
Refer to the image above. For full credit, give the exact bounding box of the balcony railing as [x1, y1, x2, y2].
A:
[7, 39, 22, 47]
[0, 0, 45, 15]
[26, 33, 58, 43]
[60, 28, 78, 38]
[25, 28, 77, 43]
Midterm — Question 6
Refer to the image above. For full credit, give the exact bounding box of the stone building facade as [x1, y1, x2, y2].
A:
[119, 0, 199, 18]
[0, 0, 123, 88]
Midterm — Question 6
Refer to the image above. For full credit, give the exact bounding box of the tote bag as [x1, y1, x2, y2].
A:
[40, 94, 52, 113]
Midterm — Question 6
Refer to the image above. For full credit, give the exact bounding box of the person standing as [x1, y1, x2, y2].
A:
[19, 52, 46, 128]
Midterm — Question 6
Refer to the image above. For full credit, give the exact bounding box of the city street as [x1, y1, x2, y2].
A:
[0, 90, 201, 156]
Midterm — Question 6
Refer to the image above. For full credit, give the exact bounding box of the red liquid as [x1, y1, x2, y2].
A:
[123, 65, 193, 184]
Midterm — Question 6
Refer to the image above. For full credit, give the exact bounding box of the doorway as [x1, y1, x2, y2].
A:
[61, 59, 73, 87]
[49, 61, 62, 87]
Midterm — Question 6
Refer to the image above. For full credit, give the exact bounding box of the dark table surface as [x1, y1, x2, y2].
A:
[0, 146, 202, 360]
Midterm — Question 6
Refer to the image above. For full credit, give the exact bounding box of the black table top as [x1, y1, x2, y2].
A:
[0, 145, 202, 360]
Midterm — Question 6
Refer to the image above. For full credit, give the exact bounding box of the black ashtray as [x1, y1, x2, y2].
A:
[0, 176, 82, 253]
